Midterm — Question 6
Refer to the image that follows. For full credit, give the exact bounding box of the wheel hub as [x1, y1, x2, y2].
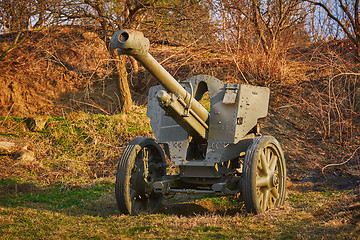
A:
[271, 174, 279, 187]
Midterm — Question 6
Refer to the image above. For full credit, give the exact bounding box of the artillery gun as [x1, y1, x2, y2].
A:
[110, 30, 286, 215]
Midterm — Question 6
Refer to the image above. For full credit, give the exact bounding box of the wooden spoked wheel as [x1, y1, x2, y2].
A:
[242, 136, 286, 214]
[115, 137, 166, 215]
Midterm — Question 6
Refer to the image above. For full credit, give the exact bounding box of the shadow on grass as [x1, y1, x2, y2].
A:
[157, 202, 246, 217]
[1, 179, 359, 239]
[0, 179, 118, 217]
[0, 179, 247, 218]
[157, 194, 247, 217]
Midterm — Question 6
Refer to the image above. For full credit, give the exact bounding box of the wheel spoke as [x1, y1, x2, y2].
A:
[139, 148, 149, 179]
[130, 165, 142, 187]
[260, 150, 268, 175]
[141, 148, 149, 161]
[262, 189, 270, 212]
[269, 154, 278, 173]
[269, 195, 275, 209]
[256, 176, 269, 187]
[257, 189, 263, 205]
[266, 148, 271, 165]
[270, 187, 279, 199]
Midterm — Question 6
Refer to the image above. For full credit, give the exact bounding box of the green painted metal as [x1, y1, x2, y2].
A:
[111, 30, 209, 143]
[111, 30, 286, 214]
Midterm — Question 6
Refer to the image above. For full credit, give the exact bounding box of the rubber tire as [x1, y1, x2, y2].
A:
[115, 137, 166, 215]
[242, 135, 286, 214]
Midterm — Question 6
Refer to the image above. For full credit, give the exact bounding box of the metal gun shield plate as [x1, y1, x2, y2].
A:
[147, 74, 270, 167]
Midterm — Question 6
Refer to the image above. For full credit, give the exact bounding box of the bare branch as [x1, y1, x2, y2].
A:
[322, 145, 360, 175]
[305, 0, 357, 48]
[339, 0, 355, 28]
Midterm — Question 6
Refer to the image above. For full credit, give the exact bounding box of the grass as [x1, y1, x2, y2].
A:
[2, 184, 111, 212]
[0, 107, 152, 185]
[0, 110, 359, 239]
[1, 178, 359, 239]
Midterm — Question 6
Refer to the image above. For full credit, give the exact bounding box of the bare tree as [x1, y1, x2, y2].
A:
[81, 0, 152, 113]
[0, 0, 30, 32]
[305, 0, 360, 58]
[1, 0, 214, 112]
[253, 0, 305, 54]
[0, 0, 55, 32]
[213, 0, 306, 56]
[0, 1, 45, 60]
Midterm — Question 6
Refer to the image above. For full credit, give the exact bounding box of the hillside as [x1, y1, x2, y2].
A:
[1, 26, 359, 183]
[0, 27, 359, 238]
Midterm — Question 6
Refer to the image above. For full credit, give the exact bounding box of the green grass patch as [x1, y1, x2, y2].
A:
[198, 92, 210, 112]
[2, 182, 113, 213]
[209, 196, 238, 206]
[0, 116, 27, 138]
[0, 116, 24, 122]
[0, 108, 153, 185]
[128, 225, 152, 234]
[0, 132, 22, 138]
[195, 194, 240, 207]
[0, 178, 24, 185]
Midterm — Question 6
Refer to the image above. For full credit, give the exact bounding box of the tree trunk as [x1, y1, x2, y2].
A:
[111, 50, 133, 113]
[129, 56, 139, 73]
[83, 0, 133, 113]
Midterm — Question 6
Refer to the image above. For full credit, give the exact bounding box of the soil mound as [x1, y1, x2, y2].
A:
[0, 27, 117, 116]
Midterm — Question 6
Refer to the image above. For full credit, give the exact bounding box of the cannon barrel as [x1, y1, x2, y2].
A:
[110, 30, 209, 124]
[111, 30, 209, 142]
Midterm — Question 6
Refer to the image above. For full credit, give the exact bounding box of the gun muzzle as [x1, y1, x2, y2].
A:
[110, 30, 150, 56]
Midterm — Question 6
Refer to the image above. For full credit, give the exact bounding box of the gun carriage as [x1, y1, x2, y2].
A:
[110, 30, 286, 215]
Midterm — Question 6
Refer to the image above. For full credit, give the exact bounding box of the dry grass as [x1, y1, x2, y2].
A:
[0, 107, 152, 186]
[0, 181, 359, 239]
[0, 109, 359, 239]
